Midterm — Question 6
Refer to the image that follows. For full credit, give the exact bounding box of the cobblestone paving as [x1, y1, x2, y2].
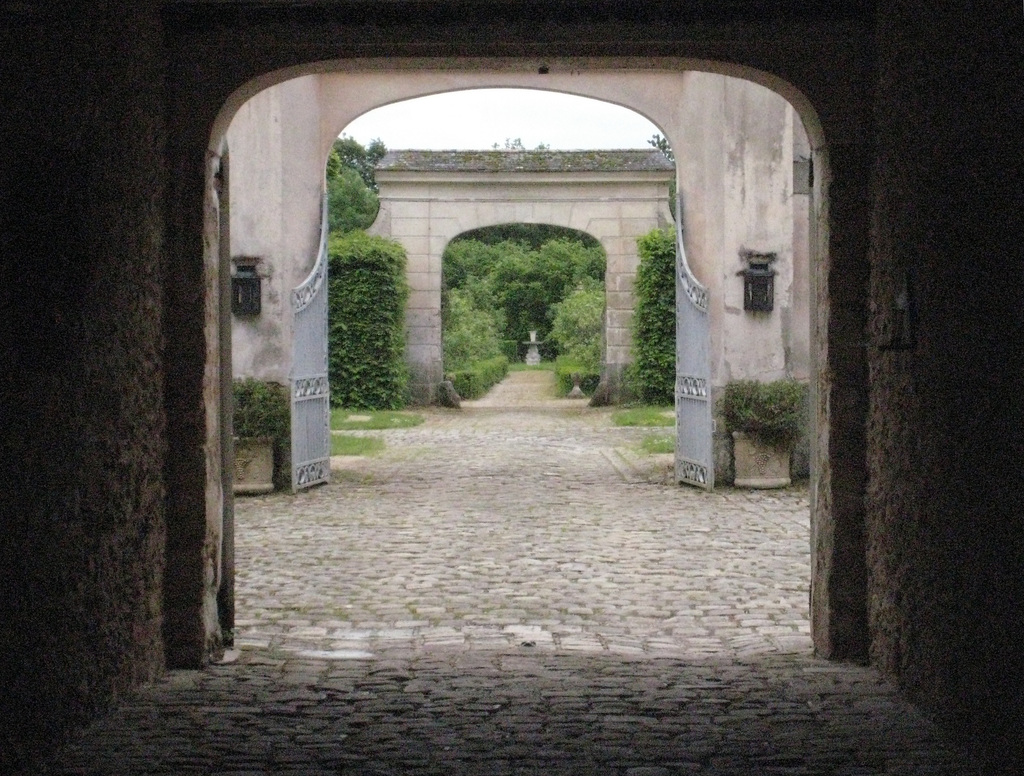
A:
[43, 372, 988, 774]
[235, 372, 808, 659]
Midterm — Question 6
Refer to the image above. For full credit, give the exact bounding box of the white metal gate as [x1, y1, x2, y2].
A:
[674, 195, 714, 489]
[290, 194, 331, 491]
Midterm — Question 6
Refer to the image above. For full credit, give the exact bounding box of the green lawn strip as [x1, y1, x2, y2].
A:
[330, 408, 425, 430]
[330, 434, 386, 456]
[611, 405, 675, 427]
[639, 434, 675, 455]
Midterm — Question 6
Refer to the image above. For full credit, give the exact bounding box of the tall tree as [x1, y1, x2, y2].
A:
[332, 135, 387, 191]
[647, 133, 674, 162]
[326, 136, 387, 234]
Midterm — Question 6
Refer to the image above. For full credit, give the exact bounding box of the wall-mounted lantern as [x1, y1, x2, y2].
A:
[231, 259, 261, 317]
[738, 251, 777, 312]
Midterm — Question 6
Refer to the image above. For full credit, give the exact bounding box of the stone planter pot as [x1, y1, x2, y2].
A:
[731, 431, 791, 488]
[233, 436, 274, 495]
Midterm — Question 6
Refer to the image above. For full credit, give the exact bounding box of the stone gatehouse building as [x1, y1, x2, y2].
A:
[2, 2, 1021, 770]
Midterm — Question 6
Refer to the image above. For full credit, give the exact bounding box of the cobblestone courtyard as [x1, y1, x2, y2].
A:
[235, 373, 810, 659]
[44, 373, 988, 774]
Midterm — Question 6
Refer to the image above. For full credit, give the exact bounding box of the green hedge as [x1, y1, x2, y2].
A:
[548, 279, 604, 373]
[499, 339, 519, 362]
[328, 231, 409, 409]
[450, 355, 509, 400]
[442, 287, 503, 370]
[554, 356, 601, 397]
[720, 379, 809, 449]
[630, 229, 676, 404]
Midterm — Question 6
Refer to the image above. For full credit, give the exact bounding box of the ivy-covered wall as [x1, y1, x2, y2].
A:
[328, 232, 410, 410]
[630, 229, 676, 404]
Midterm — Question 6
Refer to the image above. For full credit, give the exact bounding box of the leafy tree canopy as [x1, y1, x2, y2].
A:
[326, 135, 386, 235]
[648, 133, 674, 163]
[328, 167, 379, 233]
[442, 235, 606, 351]
[451, 223, 601, 251]
[332, 134, 387, 191]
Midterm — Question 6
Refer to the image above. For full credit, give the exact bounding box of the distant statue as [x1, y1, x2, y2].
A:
[523, 330, 542, 366]
[567, 372, 585, 399]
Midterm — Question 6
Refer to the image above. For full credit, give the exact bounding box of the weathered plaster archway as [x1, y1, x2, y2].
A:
[368, 149, 674, 401]
[228, 73, 807, 401]
[166, 43, 872, 679]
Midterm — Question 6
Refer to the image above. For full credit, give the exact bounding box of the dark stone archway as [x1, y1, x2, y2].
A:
[6, 1, 1024, 768]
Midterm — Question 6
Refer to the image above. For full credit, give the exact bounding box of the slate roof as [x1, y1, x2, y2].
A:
[376, 149, 675, 174]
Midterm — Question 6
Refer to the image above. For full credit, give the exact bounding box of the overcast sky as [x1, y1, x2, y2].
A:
[341, 89, 662, 151]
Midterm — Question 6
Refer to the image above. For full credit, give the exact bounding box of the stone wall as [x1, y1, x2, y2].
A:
[676, 73, 804, 387]
[230, 72, 806, 405]
[0, 4, 166, 769]
[227, 75, 326, 384]
[865, 2, 1024, 761]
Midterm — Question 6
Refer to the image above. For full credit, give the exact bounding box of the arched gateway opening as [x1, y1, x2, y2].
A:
[164, 56, 870, 683]
[369, 147, 673, 401]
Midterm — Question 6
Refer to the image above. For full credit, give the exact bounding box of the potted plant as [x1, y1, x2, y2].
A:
[720, 379, 807, 488]
[232, 378, 290, 495]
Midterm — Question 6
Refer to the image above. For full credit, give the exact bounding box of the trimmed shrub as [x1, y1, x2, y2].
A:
[554, 355, 601, 397]
[450, 355, 509, 400]
[630, 228, 676, 404]
[549, 278, 604, 373]
[499, 339, 519, 362]
[232, 378, 290, 441]
[720, 379, 809, 450]
[328, 231, 409, 409]
[442, 287, 503, 370]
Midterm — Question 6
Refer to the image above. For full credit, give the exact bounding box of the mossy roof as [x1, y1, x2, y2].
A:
[376, 149, 675, 173]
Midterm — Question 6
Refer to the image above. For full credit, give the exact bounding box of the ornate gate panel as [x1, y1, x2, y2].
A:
[290, 194, 331, 491]
[674, 196, 714, 490]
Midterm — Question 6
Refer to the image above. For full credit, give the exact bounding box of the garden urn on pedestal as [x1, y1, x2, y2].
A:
[232, 378, 290, 496]
[721, 379, 806, 490]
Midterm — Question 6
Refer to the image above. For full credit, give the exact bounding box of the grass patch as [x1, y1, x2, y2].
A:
[330, 434, 385, 456]
[331, 408, 424, 430]
[612, 405, 675, 427]
[640, 434, 675, 455]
